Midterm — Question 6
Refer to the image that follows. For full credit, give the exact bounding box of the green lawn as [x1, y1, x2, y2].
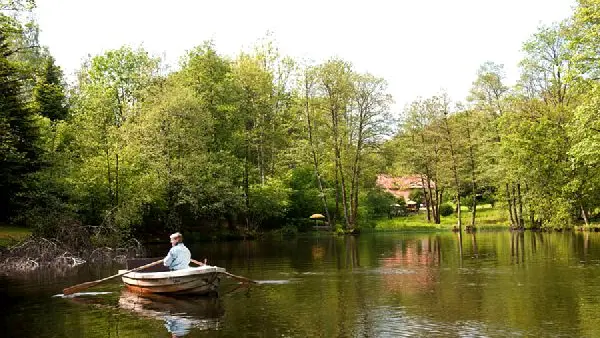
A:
[0, 225, 32, 248]
[373, 206, 508, 232]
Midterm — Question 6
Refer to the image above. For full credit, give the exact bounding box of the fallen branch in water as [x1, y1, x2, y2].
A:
[0, 239, 82, 273]
[0, 236, 143, 274]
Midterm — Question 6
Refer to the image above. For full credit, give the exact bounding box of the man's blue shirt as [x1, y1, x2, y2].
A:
[163, 243, 191, 270]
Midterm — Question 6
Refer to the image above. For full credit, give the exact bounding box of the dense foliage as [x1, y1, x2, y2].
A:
[390, 0, 600, 230]
[0, 1, 395, 242]
[3, 1, 600, 243]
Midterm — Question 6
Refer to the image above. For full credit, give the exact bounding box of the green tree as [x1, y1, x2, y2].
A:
[437, 93, 464, 231]
[315, 59, 354, 228]
[349, 73, 393, 226]
[300, 65, 333, 226]
[0, 32, 40, 221]
[453, 108, 485, 227]
[397, 97, 445, 224]
[468, 61, 509, 118]
[33, 55, 68, 121]
[69, 46, 160, 228]
[570, 0, 600, 78]
[180, 42, 236, 152]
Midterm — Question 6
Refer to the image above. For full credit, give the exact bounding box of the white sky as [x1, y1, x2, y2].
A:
[35, 0, 574, 110]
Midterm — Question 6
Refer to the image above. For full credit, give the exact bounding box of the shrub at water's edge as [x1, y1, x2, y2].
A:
[439, 204, 454, 217]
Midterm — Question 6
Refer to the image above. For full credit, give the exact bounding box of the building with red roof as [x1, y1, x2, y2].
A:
[376, 174, 434, 203]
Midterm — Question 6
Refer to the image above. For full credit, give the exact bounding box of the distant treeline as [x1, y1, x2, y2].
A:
[389, 0, 600, 230]
[2, 1, 600, 246]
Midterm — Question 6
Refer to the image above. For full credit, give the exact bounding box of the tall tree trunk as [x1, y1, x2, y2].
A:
[517, 183, 523, 228]
[337, 156, 351, 229]
[434, 186, 443, 224]
[420, 174, 431, 222]
[304, 74, 332, 226]
[115, 153, 119, 206]
[512, 184, 520, 228]
[244, 141, 250, 230]
[442, 110, 461, 232]
[427, 177, 439, 224]
[419, 134, 432, 222]
[465, 111, 477, 228]
[164, 118, 175, 228]
[350, 108, 364, 225]
[456, 194, 462, 231]
[106, 147, 112, 205]
[471, 190, 477, 227]
[270, 90, 281, 176]
[506, 183, 515, 227]
[334, 166, 340, 224]
[114, 88, 123, 208]
[258, 126, 265, 185]
[581, 204, 589, 226]
[331, 106, 350, 229]
[351, 166, 360, 225]
[350, 113, 365, 226]
[431, 144, 442, 224]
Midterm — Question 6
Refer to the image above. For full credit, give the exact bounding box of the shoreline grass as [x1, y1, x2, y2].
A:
[369, 207, 509, 232]
[0, 225, 32, 248]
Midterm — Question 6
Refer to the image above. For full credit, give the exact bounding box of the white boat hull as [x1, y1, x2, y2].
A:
[120, 266, 226, 295]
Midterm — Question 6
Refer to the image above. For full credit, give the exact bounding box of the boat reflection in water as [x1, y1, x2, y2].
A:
[118, 290, 224, 336]
[67, 290, 225, 337]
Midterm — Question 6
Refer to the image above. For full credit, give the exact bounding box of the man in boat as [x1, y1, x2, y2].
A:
[163, 232, 191, 271]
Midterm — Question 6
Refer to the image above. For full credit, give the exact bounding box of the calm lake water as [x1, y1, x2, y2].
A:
[2, 231, 600, 337]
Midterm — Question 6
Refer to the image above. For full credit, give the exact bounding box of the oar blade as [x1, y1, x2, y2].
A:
[63, 280, 100, 295]
[223, 271, 257, 284]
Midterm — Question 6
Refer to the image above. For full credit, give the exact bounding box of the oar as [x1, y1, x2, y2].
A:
[63, 259, 164, 295]
[191, 258, 207, 266]
[222, 271, 258, 285]
[191, 258, 257, 284]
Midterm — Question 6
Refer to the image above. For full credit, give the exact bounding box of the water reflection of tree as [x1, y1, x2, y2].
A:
[471, 233, 478, 258]
[510, 231, 525, 264]
[457, 232, 463, 267]
[192, 233, 600, 337]
[48, 232, 600, 337]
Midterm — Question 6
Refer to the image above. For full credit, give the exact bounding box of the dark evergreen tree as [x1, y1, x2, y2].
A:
[0, 31, 40, 221]
[33, 55, 68, 121]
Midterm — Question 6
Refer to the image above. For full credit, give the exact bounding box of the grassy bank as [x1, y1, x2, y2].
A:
[371, 206, 509, 232]
[0, 226, 32, 248]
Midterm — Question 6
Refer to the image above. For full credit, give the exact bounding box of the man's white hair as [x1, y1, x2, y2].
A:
[170, 232, 182, 240]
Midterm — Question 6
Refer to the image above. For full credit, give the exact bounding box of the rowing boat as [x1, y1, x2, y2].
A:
[119, 258, 226, 295]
